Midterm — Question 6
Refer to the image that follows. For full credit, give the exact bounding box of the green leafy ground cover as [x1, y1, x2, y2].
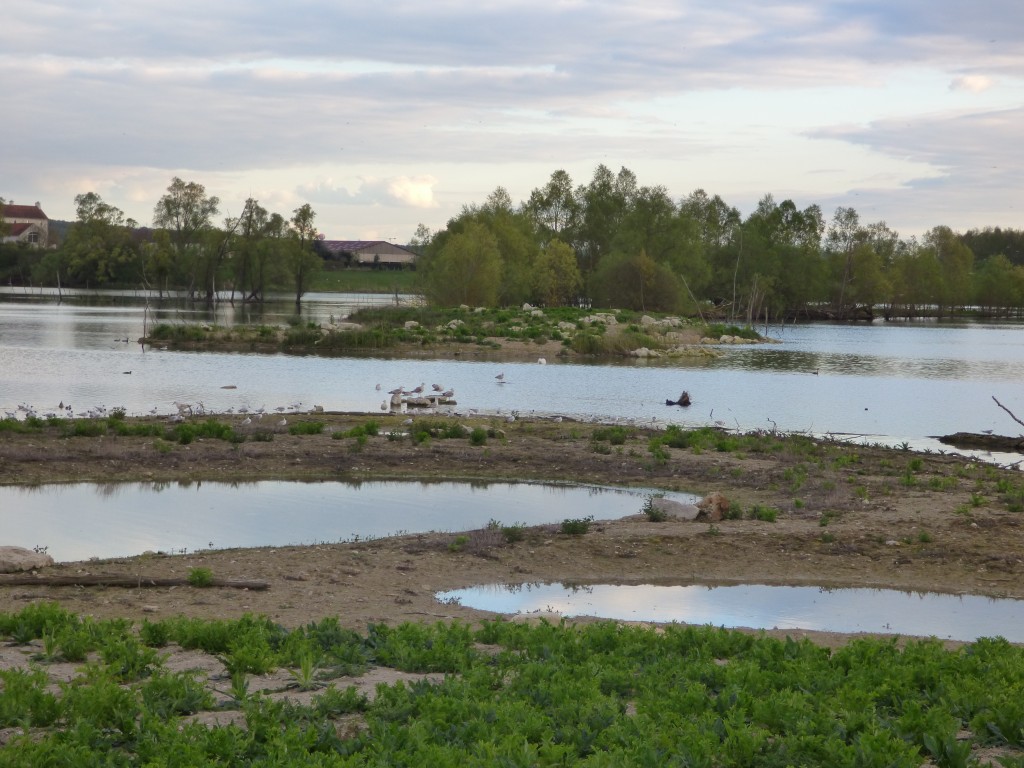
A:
[2, 603, 1023, 766]
[143, 305, 742, 357]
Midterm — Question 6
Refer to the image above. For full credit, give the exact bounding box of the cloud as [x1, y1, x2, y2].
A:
[949, 75, 995, 92]
[299, 175, 439, 208]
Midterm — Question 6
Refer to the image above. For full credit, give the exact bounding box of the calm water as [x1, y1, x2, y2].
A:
[437, 582, 1024, 642]
[0, 480, 691, 561]
[1, 292, 1023, 457]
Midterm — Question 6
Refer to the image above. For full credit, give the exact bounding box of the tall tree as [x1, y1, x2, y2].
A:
[152, 177, 220, 297]
[56, 192, 140, 286]
[532, 239, 582, 306]
[287, 203, 322, 306]
[421, 220, 502, 306]
[525, 169, 579, 241]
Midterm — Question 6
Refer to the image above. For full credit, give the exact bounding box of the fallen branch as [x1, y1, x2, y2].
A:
[0, 574, 269, 590]
[993, 396, 1024, 431]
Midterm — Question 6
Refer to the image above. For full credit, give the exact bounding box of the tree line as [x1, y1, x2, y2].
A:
[0, 180, 322, 305]
[414, 166, 1024, 320]
[5, 168, 1024, 318]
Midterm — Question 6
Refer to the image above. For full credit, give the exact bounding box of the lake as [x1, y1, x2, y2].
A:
[1, 291, 1022, 460]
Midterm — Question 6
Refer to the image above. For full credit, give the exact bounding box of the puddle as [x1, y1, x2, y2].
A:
[0, 481, 695, 561]
[436, 582, 1024, 643]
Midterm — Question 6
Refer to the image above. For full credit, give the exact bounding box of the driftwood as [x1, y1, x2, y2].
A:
[993, 396, 1024, 431]
[0, 574, 269, 590]
[938, 432, 1024, 453]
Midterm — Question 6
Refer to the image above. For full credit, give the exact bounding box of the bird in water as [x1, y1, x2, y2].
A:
[666, 391, 691, 407]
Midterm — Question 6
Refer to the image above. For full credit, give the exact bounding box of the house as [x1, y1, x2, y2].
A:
[1, 202, 49, 247]
[318, 240, 418, 269]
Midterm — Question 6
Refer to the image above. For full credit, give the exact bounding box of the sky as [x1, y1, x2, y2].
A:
[3, 0, 1023, 243]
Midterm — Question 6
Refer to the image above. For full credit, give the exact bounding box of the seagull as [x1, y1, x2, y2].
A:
[241, 416, 251, 425]
[537, 357, 547, 365]
[375, 383, 382, 391]
[278, 417, 288, 427]
[495, 372, 506, 384]
[380, 400, 388, 411]
[432, 383, 443, 391]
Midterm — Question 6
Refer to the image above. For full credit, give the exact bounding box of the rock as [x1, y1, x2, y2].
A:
[650, 498, 700, 521]
[446, 319, 464, 329]
[404, 320, 420, 329]
[522, 303, 534, 311]
[695, 492, 730, 522]
[557, 321, 576, 331]
[0, 546, 54, 573]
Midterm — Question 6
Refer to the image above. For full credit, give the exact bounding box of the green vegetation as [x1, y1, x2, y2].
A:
[186, 567, 214, 587]
[560, 516, 594, 535]
[2, 603, 1024, 765]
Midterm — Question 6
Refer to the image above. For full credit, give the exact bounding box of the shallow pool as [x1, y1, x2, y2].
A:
[436, 582, 1024, 642]
[2, 481, 695, 561]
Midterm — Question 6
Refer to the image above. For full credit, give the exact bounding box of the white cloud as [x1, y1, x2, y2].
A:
[949, 74, 995, 92]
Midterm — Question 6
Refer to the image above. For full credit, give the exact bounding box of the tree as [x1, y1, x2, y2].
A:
[152, 177, 220, 297]
[421, 220, 502, 306]
[55, 192, 140, 286]
[532, 239, 582, 306]
[287, 203, 322, 305]
[0, 197, 8, 239]
[525, 169, 579, 241]
[591, 249, 682, 312]
[923, 225, 974, 314]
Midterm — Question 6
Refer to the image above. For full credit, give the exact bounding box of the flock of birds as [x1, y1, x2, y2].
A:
[6, 354, 699, 430]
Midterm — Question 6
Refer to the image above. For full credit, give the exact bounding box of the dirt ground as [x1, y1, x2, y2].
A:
[2, 407, 1023, 647]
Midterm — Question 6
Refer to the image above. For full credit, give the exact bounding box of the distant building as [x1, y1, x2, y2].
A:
[1, 202, 49, 247]
[318, 240, 417, 269]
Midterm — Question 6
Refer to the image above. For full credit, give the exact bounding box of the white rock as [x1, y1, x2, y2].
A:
[0, 546, 54, 573]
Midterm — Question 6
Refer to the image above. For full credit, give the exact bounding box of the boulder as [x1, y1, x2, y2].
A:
[0, 546, 54, 573]
[650, 498, 700, 521]
[404, 320, 420, 329]
[695, 492, 730, 522]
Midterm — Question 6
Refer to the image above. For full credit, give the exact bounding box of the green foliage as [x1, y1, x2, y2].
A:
[469, 426, 488, 446]
[187, 567, 214, 587]
[642, 494, 669, 522]
[560, 515, 594, 535]
[592, 425, 630, 444]
[288, 420, 324, 435]
[5, 607, 1024, 765]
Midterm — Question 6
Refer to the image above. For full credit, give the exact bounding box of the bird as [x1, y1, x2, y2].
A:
[441, 389, 454, 398]
[380, 400, 388, 411]
[241, 416, 251, 425]
[666, 391, 691, 407]
[432, 383, 443, 391]
[410, 383, 425, 395]
[375, 383, 382, 391]
[537, 357, 547, 365]
[278, 417, 288, 427]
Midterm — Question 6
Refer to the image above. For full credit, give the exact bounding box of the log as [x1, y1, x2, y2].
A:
[0, 574, 269, 590]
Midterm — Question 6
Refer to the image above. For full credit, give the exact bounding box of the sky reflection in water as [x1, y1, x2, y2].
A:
[437, 582, 1024, 643]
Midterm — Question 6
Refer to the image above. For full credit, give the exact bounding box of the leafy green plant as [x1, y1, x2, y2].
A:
[642, 494, 669, 522]
[448, 535, 469, 552]
[187, 567, 214, 587]
[288, 420, 324, 435]
[560, 516, 593, 535]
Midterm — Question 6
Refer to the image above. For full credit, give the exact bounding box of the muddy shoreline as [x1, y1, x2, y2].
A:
[2, 409, 1023, 645]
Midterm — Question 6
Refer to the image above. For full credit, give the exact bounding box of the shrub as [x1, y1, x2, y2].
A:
[288, 420, 324, 435]
[561, 516, 593, 535]
[187, 567, 213, 587]
[469, 427, 488, 446]
[642, 494, 669, 522]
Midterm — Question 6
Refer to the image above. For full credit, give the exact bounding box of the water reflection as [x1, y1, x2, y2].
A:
[1, 480, 695, 562]
[437, 582, 1024, 642]
[2, 295, 1024, 454]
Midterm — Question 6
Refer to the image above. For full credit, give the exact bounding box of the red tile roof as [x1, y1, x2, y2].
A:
[2, 204, 47, 220]
[7, 223, 32, 236]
